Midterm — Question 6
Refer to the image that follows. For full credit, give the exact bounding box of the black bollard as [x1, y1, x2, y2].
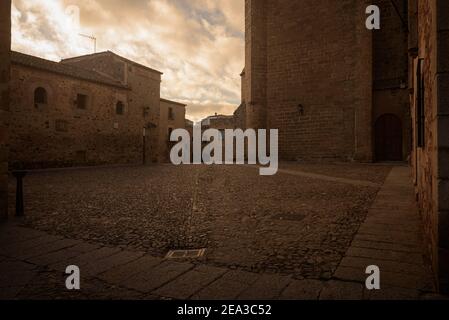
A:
[12, 171, 27, 217]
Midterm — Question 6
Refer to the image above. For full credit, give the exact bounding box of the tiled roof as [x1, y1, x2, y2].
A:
[61, 51, 163, 75]
[160, 98, 187, 107]
[11, 51, 129, 89]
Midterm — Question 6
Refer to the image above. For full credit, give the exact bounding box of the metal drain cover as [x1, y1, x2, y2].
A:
[166, 249, 206, 259]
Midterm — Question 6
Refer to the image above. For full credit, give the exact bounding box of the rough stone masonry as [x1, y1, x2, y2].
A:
[242, 0, 409, 162]
[0, 0, 11, 221]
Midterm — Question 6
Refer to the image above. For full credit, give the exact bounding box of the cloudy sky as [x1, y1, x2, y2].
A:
[11, 0, 245, 122]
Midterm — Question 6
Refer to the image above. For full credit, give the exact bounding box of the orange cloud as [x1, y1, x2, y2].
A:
[11, 0, 244, 122]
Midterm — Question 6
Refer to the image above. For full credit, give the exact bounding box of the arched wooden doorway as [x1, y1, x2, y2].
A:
[375, 114, 403, 161]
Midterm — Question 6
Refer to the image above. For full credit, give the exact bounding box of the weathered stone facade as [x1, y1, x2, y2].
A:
[9, 51, 186, 169]
[409, 0, 449, 293]
[373, 0, 410, 161]
[61, 52, 163, 164]
[159, 98, 187, 162]
[243, 0, 410, 162]
[234, 69, 247, 131]
[0, 0, 11, 221]
[201, 114, 235, 132]
[185, 119, 194, 137]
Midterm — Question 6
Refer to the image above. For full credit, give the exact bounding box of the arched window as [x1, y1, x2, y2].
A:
[34, 87, 47, 105]
[116, 101, 125, 115]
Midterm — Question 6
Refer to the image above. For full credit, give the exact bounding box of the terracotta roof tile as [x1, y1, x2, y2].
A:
[11, 51, 129, 89]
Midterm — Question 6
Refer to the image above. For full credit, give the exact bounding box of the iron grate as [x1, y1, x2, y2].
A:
[165, 248, 206, 259]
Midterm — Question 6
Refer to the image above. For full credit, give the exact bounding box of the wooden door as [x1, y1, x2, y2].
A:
[375, 114, 403, 161]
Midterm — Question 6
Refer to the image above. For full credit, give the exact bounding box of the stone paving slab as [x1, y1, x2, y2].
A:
[0, 226, 45, 244]
[50, 246, 122, 272]
[16, 238, 80, 261]
[0, 234, 63, 257]
[346, 247, 424, 265]
[154, 265, 227, 299]
[356, 232, 422, 246]
[319, 280, 365, 300]
[120, 260, 194, 293]
[358, 222, 421, 234]
[279, 279, 323, 300]
[191, 270, 260, 300]
[82, 250, 146, 277]
[98, 255, 163, 285]
[350, 239, 422, 254]
[273, 168, 381, 188]
[366, 286, 421, 300]
[354, 233, 421, 247]
[334, 265, 432, 291]
[29, 241, 100, 266]
[339, 256, 426, 276]
[332, 167, 435, 297]
[0, 259, 38, 299]
[237, 274, 292, 300]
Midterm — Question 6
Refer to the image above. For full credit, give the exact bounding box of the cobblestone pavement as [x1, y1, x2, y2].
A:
[8, 164, 384, 279]
[1, 164, 440, 299]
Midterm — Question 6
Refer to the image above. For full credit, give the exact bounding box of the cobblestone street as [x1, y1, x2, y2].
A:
[0, 163, 439, 299]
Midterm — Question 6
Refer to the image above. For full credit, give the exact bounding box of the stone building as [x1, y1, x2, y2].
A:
[8, 51, 186, 168]
[234, 69, 247, 131]
[242, 0, 448, 293]
[0, 0, 11, 221]
[243, 0, 410, 162]
[185, 119, 194, 137]
[201, 114, 235, 134]
[159, 98, 187, 162]
[408, 0, 449, 293]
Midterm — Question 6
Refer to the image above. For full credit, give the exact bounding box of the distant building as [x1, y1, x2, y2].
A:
[233, 69, 247, 131]
[8, 50, 186, 168]
[201, 113, 235, 139]
[160, 98, 187, 162]
[185, 119, 194, 137]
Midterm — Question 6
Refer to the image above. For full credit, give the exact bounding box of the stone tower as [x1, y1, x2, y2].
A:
[0, 0, 11, 221]
[244, 0, 409, 162]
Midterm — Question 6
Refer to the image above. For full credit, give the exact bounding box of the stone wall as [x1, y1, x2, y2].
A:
[9, 64, 141, 168]
[0, 0, 10, 221]
[159, 99, 186, 162]
[61, 53, 163, 163]
[233, 103, 246, 130]
[245, 0, 375, 161]
[244, 0, 267, 130]
[438, 0, 449, 293]
[372, 0, 410, 161]
[411, 0, 449, 293]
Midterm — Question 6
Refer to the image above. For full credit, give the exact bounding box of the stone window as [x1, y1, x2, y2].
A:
[168, 107, 175, 120]
[116, 101, 125, 115]
[416, 59, 425, 148]
[34, 87, 47, 106]
[55, 120, 68, 132]
[76, 94, 88, 110]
